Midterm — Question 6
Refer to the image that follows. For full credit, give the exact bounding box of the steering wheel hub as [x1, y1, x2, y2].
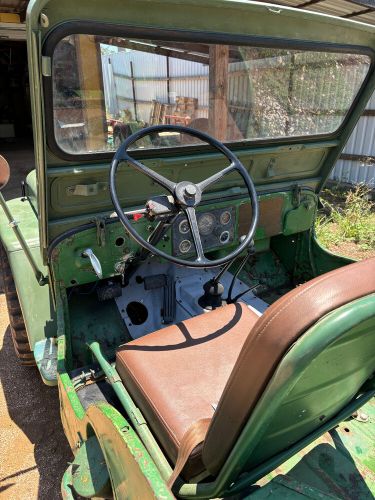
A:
[174, 181, 202, 207]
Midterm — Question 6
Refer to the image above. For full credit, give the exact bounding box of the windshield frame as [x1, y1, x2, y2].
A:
[42, 21, 375, 162]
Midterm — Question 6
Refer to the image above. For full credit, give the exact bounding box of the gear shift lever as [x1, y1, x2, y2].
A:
[198, 236, 254, 310]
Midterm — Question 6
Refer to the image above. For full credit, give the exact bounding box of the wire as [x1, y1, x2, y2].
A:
[227, 250, 253, 303]
[231, 284, 259, 303]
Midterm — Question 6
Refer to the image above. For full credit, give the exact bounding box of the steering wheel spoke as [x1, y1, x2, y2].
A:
[123, 153, 176, 194]
[184, 206, 206, 262]
[198, 162, 236, 192]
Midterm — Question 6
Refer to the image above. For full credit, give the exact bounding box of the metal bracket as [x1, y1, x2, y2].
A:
[266, 158, 276, 177]
[39, 12, 50, 28]
[94, 217, 106, 247]
[41, 56, 51, 77]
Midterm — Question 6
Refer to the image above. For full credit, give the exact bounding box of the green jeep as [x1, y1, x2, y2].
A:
[0, 0, 374, 498]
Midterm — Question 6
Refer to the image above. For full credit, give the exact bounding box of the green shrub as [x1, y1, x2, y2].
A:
[316, 184, 375, 251]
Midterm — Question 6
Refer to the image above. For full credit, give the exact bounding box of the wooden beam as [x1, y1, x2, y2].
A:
[209, 45, 229, 141]
[340, 153, 375, 163]
[75, 35, 107, 151]
[97, 37, 209, 65]
[343, 7, 374, 18]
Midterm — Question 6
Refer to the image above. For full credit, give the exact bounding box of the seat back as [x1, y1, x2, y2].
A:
[202, 258, 375, 475]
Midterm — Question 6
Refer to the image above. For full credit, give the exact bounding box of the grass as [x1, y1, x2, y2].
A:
[316, 184, 375, 260]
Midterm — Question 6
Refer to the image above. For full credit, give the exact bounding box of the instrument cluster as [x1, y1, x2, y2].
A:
[172, 206, 235, 256]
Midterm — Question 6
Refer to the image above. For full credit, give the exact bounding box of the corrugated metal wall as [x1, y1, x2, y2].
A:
[330, 91, 375, 188]
[102, 51, 209, 122]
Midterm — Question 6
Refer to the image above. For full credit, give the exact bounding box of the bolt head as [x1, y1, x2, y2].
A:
[185, 184, 197, 197]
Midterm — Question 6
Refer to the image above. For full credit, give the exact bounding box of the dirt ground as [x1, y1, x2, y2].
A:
[0, 294, 72, 500]
[0, 142, 72, 499]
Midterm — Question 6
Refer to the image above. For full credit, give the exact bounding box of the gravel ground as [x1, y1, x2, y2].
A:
[0, 142, 72, 499]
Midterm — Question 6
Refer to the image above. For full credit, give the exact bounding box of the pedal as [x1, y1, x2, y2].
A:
[163, 276, 176, 324]
[143, 274, 176, 324]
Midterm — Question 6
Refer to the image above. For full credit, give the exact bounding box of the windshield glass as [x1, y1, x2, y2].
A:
[51, 34, 371, 154]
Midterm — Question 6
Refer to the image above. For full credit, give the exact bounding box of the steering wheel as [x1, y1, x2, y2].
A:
[109, 125, 259, 268]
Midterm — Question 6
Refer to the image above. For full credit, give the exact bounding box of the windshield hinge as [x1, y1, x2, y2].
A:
[292, 184, 302, 208]
[41, 56, 51, 77]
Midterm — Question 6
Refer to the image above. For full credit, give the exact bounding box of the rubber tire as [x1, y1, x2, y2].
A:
[0, 245, 35, 365]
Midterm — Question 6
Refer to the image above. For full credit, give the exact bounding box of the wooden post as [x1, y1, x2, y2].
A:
[209, 45, 229, 141]
[75, 35, 107, 151]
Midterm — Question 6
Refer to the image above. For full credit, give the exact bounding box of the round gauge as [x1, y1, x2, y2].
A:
[220, 210, 232, 225]
[179, 239, 192, 254]
[178, 218, 190, 234]
[219, 231, 230, 244]
[198, 213, 215, 235]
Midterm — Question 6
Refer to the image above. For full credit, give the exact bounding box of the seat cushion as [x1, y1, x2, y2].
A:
[116, 302, 259, 479]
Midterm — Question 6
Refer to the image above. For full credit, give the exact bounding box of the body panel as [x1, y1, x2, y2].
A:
[0, 198, 56, 349]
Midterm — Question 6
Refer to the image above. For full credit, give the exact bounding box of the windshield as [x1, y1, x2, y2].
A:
[51, 34, 371, 155]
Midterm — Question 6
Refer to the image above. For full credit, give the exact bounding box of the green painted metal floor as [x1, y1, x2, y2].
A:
[246, 398, 375, 499]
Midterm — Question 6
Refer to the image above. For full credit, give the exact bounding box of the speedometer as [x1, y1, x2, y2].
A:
[198, 213, 215, 235]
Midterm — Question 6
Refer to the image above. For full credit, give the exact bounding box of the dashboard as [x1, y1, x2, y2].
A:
[172, 206, 236, 256]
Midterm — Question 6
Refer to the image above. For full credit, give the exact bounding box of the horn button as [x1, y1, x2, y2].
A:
[175, 181, 202, 207]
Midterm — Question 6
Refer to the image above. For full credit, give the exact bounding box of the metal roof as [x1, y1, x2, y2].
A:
[256, 0, 375, 25]
[0, 0, 375, 25]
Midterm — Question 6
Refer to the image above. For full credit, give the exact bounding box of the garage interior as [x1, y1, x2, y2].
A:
[0, 3, 32, 199]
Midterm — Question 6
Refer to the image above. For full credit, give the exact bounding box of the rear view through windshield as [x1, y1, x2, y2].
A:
[51, 34, 371, 154]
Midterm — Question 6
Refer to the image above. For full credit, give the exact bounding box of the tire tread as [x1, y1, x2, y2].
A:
[0, 245, 35, 365]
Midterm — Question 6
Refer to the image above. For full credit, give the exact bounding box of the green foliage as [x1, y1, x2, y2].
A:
[316, 184, 375, 251]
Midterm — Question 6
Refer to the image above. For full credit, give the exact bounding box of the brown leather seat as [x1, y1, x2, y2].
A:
[116, 257, 375, 480]
[116, 302, 259, 478]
